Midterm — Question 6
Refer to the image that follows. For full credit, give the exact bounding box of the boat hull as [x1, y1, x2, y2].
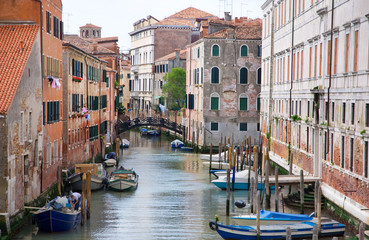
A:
[68, 174, 105, 191]
[212, 180, 266, 190]
[33, 210, 81, 232]
[232, 210, 313, 225]
[108, 177, 138, 192]
[210, 219, 345, 240]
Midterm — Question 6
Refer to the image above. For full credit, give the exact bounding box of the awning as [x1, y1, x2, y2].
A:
[154, 96, 162, 99]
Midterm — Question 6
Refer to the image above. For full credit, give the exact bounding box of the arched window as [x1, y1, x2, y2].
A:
[240, 67, 248, 84]
[212, 45, 219, 57]
[210, 93, 220, 110]
[257, 45, 261, 57]
[211, 67, 219, 84]
[241, 45, 248, 57]
[257, 68, 262, 84]
[239, 94, 248, 111]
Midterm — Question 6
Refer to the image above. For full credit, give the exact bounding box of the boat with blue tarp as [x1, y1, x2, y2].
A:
[232, 210, 314, 225]
[33, 196, 81, 232]
[209, 218, 345, 240]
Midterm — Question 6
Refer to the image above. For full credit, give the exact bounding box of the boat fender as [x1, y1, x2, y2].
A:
[235, 200, 246, 208]
[209, 221, 218, 231]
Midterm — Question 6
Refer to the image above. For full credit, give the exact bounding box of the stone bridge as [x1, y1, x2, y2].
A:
[117, 117, 184, 135]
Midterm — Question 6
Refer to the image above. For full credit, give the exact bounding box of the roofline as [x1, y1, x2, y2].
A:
[261, 0, 273, 10]
[62, 42, 108, 64]
[128, 25, 157, 36]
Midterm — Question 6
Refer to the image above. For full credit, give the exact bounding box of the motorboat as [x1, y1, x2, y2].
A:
[120, 139, 130, 148]
[67, 163, 107, 191]
[232, 210, 314, 225]
[108, 168, 138, 191]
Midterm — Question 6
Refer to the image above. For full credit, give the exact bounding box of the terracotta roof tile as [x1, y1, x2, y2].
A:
[63, 34, 115, 54]
[0, 25, 39, 114]
[88, 36, 118, 43]
[155, 49, 187, 62]
[205, 19, 262, 40]
[156, 7, 217, 27]
[80, 23, 101, 29]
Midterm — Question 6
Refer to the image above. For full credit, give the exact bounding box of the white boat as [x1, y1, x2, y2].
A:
[104, 158, 117, 167]
[120, 139, 130, 148]
[67, 163, 107, 191]
[108, 168, 138, 191]
[202, 161, 229, 170]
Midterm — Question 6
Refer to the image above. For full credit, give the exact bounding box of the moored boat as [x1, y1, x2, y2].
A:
[68, 163, 107, 191]
[232, 210, 313, 225]
[33, 197, 81, 232]
[147, 130, 159, 136]
[120, 138, 130, 148]
[209, 218, 345, 240]
[108, 168, 138, 191]
[171, 139, 184, 148]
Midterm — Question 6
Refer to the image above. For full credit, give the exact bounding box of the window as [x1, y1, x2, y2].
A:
[188, 94, 194, 109]
[46, 11, 51, 33]
[241, 45, 248, 57]
[307, 127, 309, 153]
[100, 121, 107, 135]
[351, 103, 355, 125]
[257, 123, 260, 131]
[60, 21, 64, 40]
[257, 68, 261, 84]
[342, 102, 346, 123]
[197, 48, 200, 58]
[240, 67, 248, 84]
[101, 95, 107, 109]
[331, 102, 335, 122]
[240, 97, 248, 111]
[364, 141, 369, 178]
[210, 96, 219, 110]
[211, 122, 218, 131]
[212, 45, 219, 57]
[201, 67, 203, 84]
[47, 101, 60, 123]
[325, 102, 328, 120]
[257, 97, 261, 111]
[257, 45, 261, 57]
[349, 138, 354, 171]
[354, 30, 359, 72]
[333, 37, 338, 75]
[240, 123, 247, 131]
[72, 94, 80, 112]
[53, 16, 59, 38]
[89, 125, 99, 140]
[330, 133, 334, 163]
[211, 67, 219, 83]
[345, 33, 350, 73]
[307, 101, 310, 117]
[341, 136, 345, 168]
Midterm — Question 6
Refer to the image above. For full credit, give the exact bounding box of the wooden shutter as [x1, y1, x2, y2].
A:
[241, 45, 248, 57]
[240, 98, 248, 111]
[211, 68, 219, 83]
[212, 45, 219, 56]
[211, 97, 219, 110]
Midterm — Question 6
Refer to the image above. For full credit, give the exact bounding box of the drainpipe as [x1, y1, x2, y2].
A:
[326, 0, 334, 158]
[288, 0, 295, 164]
[34, 0, 43, 193]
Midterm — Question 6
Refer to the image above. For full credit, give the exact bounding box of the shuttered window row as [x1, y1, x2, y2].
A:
[88, 96, 99, 110]
[72, 59, 83, 78]
[72, 94, 83, 112]
[89, 125, 99, 140]
[43, 56, 60, 77]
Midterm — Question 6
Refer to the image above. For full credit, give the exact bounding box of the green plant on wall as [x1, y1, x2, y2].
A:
[291, 114, 301, 122]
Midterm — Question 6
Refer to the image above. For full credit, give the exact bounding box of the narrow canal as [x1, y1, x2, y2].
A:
[15, 130, 353, 239]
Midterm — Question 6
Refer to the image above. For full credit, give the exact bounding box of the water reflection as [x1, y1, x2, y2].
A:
[14, 130, 352, 240]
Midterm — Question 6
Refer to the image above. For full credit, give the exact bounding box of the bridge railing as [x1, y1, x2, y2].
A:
[117, 117, 183, 135]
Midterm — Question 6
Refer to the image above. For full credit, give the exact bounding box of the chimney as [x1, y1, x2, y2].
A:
[92, 41, 98, 53]
[224, 12, 232, 21]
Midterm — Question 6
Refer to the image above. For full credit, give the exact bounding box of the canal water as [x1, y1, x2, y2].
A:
[15, 130, 353, 240]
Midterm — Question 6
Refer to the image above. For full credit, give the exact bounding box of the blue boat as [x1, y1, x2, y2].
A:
[171, 139, 184, 148]
[147, 130, 160, 136]
[209, 218, 345, 240]
[33, 209, 81, 232]
[232, 210, 313, 225]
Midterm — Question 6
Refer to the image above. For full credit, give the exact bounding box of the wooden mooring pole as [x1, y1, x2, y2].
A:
[57, 166, 62, 196]
[256, 191, 261, 240]
[226, 169, 231, 216]
[288, 153, 293, 194]
[265, 150, 271, 209]
[115, 137, 120, 158]
[275, 167, 279, 212]
[86, 172, 91, 219]
[209, 143, 213, 173]
[81, 173, 86, 226]
[299, 170, 304, 214]
[250, 177, 254, 213]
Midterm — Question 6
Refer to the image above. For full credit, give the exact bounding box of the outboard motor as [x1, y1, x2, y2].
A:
[235, 200, 246, 208]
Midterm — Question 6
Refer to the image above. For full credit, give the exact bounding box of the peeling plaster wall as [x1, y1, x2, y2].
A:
[5, 33, 43, 215]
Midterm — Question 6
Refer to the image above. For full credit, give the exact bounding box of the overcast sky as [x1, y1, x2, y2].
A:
[62, 0, 265, 53]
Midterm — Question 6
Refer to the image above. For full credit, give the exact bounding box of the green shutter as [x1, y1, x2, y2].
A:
[211, 97, 219, 110]
[240, 68, 248, 84]
[257, 98, 261, 111]
[240, 123, 247, 131]
[211, 122, 218, 131]
[241, 45, 248, 57]
[211, 67, 219, 83]
[257, 68, 261, 84]
[240, 98, 248, 111]
[212, 45, 219, 56]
